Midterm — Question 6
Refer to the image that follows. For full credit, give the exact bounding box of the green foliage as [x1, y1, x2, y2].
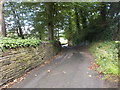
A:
[0, 38, 41, 50]
[4, 2, 119, 42]
[89, 41, 120, 76]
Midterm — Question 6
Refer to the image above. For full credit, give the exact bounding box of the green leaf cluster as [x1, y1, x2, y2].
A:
[0, 38, 41, 50]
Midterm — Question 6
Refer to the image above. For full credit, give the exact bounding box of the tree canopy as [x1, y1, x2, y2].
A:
[0, 2, 119, 45]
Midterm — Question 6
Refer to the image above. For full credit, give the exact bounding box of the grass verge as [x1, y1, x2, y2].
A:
[89, 41, 120, 78]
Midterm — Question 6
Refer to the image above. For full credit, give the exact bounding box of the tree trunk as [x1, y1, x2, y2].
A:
[17, 18, 24, 39]
[74, 7, 80, 34]
[0, 0, 6, 37]
[18, 25, 24, 39]
[45, 3, 54, 41]
[68, 16, 72, 34]
[57, 30, 59, 41]
[2, 6, 6, 37]
[68, 15, 72, 46]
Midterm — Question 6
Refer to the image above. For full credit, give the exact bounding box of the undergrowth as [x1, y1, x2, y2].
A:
[89, 41, 120, 76]
[0, 38, 41, 50]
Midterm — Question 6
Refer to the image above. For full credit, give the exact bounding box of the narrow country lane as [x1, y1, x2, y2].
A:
[11, 47, 115, 88]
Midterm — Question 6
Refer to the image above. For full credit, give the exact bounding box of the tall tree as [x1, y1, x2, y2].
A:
[45, 2, 54, 40]
[0, 0, 6, 37]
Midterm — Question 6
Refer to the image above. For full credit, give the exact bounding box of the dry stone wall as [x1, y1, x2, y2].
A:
[0, 42, 61, 86]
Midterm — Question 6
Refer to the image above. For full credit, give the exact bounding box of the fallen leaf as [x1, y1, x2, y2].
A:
[44, 62, 47, 64]
[88, 75, 92, 77]
[47, 70, 51, 73]
[4, 85, 8, 87]
[88, 62, 99, 70]
[19, 77, 24, 81]
[13, 79, 17, 83]
[63, 71, 66, 74]
[40, 64, 45, 67]
[96, 76, 100, 79]
[35, 74, 37, 77]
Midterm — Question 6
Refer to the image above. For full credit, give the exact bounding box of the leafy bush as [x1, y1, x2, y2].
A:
[0, 38, 41, 50]
[89, 41, 120, 76]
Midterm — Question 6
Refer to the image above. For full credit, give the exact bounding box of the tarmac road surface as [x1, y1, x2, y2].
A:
[11, 46, 117, 88]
